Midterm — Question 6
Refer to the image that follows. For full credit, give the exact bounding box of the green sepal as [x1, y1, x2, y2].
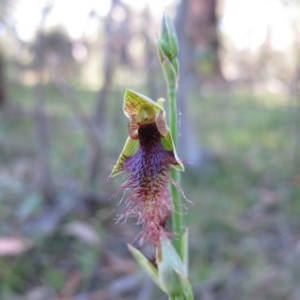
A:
[109, 137, 139, 177]
[160, 130, 184, 172]
[124, 89, 166, 119]
[127, 244, 165, 292]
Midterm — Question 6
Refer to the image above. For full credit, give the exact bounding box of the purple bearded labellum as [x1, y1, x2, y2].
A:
[110, 89, 184, 247]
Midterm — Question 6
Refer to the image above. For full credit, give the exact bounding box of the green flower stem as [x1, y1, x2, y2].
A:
[167, 83, 184, 260]
[158, 14, 193, 300]
[168, 84, 178, 145]
[170, 296, 184, 300]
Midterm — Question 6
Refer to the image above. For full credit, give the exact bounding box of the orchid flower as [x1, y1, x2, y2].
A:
[110, 89, 184, 247]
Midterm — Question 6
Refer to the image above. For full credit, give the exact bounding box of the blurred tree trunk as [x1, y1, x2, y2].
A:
[175, 0, 221, 169]
[93, 0, 130, 128]
[0, 48, 5, 107]
[34, 35, 55, 202]
[143, 7, 159, 99]
[89, 0, 130, 184]
[290, 44, 300, 170]
[176, 0, 222, 83]
[89, 0, 118, 186]
[34, 79, 55, 202]
[34, 5, 55, 202]
[0, 0, 8, 108]
[191, 0, 222, 79]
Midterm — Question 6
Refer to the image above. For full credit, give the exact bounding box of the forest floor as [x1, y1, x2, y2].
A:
[0, 81, 300, 299]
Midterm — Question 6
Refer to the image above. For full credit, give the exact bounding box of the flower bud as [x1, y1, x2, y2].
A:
[158, 13, 179, 61]
[157, 45, 179, 84]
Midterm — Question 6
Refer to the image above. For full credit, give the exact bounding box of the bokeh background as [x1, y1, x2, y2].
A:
[1, 0, 300, 299]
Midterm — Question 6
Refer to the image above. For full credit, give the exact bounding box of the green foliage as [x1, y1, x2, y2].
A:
[184, 88, 300, 299]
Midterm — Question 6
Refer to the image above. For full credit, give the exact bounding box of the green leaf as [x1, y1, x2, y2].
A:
[127, 244, 165, 292]
[109, 137, 139, 177]
[158, 237, 194, 299]
[158, 237, 187, 297]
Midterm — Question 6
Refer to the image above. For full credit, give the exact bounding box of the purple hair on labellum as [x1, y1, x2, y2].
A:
[119, 123, 179, 246]
[110, 89, 184, 247]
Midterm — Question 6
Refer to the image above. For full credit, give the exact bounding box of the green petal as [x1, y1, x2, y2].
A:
[110, 137, 139, 177]
[160, 129, 184, 172]
[124, 89, 166, 119]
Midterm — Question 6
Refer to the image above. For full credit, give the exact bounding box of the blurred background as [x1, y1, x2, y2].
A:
[1, 0, 300, 299]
